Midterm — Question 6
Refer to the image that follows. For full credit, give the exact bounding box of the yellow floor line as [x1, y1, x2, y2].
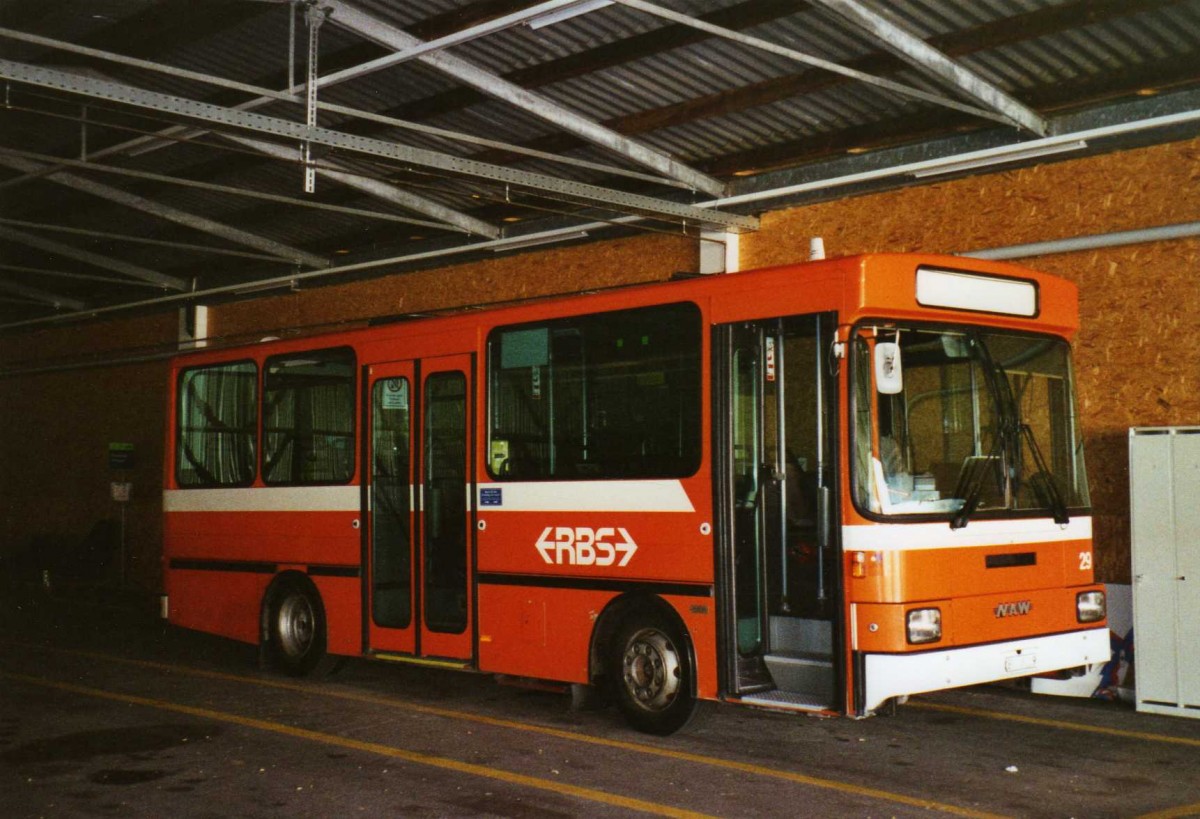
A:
[909, 701, 1200, 749]
[0, 670, 710, 819]
[4, 640, 1003, 818]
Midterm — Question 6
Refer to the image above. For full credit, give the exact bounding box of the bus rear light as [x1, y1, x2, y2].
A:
[1076, 590, 1106, 623]
[851, 551, 867, 578]
[906, 608, 942, 644]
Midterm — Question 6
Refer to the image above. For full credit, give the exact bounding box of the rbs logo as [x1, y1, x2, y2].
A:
[536, 526, 638, 567]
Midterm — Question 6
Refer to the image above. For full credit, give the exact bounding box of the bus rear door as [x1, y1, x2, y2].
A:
[366, 355, 474, 663]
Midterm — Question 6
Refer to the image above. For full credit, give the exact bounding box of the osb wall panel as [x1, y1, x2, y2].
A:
[742, 137, 1200, 583]
[0, 234, 694, 594]
[212, 233, 699, 342]
[1, 313, 175, 591]
[742, 138, 1200, 267]
[0, 361, 169, 592]
[0, 312, 177, 365]
[2, 139, 1196, 593]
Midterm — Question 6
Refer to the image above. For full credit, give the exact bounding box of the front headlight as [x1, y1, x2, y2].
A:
[907, 607, 942, 644]
[1076, 590, 1106, 623]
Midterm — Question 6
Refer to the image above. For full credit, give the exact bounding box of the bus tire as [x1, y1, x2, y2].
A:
[610, 612, 698, 735]
[266, 576, 330, 677]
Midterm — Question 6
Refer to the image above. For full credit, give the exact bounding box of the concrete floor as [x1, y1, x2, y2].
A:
[2, 584, 1198, 818]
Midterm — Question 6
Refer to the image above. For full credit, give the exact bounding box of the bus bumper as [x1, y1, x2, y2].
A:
[859, 627, 1110, 715]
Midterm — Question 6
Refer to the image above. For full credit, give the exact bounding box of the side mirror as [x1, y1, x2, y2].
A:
[874, 341, 903, 395]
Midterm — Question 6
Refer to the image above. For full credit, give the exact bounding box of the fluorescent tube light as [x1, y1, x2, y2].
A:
[490, 231, 589, 252]
[912, 139, 1088, 178]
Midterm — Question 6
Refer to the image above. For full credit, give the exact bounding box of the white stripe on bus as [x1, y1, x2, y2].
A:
[164, 480, 696, 515]
[164, 486, 360, 513]
[843, 517, 1092, 552]
[478, 480, 696, 513]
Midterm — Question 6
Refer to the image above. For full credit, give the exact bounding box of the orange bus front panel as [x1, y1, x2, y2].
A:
[852, 584, 1102, 653]
[844, 518, 1095, 604]
[846, 538, 1094, 604]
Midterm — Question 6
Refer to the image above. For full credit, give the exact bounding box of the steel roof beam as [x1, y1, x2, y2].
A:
[0, 262, 167, 288]
[318, 0, 728, 197]
[0, 25, 692, 192]
[0, 147, 465, 232]
[0, 153, 328, 271]
[219, 134, 501, 238]
[809, 0, 1048, 136]
[0, 224, 178, 293]
[292, 0, 602, 92]
[0, 278, 88, 311]
[0, 27, 501, 236]
[0, 217, 296, 263]
[3, 104, 1196, 332]
[0, 60, 757, 231]
[612, 0, 1009, 126]
[406, 0, 1174, 171]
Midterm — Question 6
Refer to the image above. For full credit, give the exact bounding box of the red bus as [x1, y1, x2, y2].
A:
[163, 252, 1107, 734]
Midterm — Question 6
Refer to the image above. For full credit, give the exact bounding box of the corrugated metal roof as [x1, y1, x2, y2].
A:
[0, 0, 1198, 324]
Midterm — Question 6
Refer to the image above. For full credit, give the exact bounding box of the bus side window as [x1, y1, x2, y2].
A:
[487, 303, 701, 481]
[176, 361, 257, 487]
[263, 348, 356, 485]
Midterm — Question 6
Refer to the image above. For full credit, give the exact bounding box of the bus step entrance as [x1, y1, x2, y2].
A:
[763, 652, 834, 702]
[740, 689, 831, 712]
[736, 654, 775, 694]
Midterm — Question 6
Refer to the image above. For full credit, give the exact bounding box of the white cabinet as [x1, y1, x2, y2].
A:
[1130, 427, 1200, 719]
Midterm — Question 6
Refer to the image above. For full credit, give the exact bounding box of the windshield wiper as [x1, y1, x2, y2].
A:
[950, 334, 1068, 528]
[1019, 421, 1070, 525]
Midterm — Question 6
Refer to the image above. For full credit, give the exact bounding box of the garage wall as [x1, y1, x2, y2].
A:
[210, 232, 699, 341]
[0, 235, 696, 592]
[2, 139, 1196, 591]
[741, 136, 1200, 583]
[0, 313, 176, 591]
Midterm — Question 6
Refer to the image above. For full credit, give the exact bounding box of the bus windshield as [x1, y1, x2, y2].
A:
[852, 325, 1089, 524]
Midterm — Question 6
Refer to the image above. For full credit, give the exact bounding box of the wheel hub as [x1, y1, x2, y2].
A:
[278, 594, 315, 658]
[622, 628, 681, 711]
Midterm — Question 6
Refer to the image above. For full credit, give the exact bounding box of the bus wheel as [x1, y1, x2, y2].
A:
[611, 614, 698, 735]
[267, 578, 329, 677]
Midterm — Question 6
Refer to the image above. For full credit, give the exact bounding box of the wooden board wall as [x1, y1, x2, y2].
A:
[2, 139, 1197, 591]
[0, 313, 176, 590]
[0, 236, 696, 592]
[212, 233, 699, 341]
[741, 136, 1200, 583]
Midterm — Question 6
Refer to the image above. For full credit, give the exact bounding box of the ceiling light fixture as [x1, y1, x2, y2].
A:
[232, 279, 299, 296]
[490, 230, 589, 252]
[911, 139, 1088, 178]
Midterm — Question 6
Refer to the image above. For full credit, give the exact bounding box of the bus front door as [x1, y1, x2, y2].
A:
[719, 316, 839, 709]
[367, 355, 474, 663]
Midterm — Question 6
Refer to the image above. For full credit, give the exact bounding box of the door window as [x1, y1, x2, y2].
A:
[371, 377, 412, 629]
[424, 372, 468, 634]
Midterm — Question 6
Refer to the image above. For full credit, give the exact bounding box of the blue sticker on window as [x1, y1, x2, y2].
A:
[480, 488, 503, 506]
